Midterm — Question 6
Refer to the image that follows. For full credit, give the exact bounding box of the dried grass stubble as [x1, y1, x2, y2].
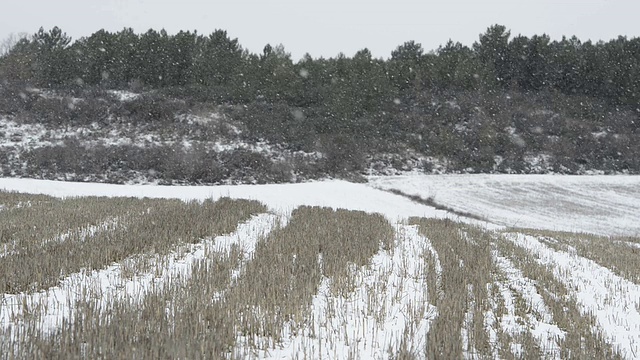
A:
[409, 218, 493, 359]
[19, 206, 394, 359]
[2, 197, 267, 359]
[0, 190, 52, 210]
[513, 228, 640, 285]
[0, 197, 265, 294]
[0, 196, 150, 293]
[495, 233, 624, 359]
[0, 194, 138, 254]
[21, 250, 241, 360]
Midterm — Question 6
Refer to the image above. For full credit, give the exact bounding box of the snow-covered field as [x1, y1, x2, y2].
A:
[1, 174, 639, 359]
[370, 173, 640, 237]
[0, 177, 459, 223]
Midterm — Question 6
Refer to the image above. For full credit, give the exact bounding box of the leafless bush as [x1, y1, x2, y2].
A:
[111, 93, 188, 125]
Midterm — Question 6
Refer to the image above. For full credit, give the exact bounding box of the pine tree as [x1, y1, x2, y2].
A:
[32, 26, 72, 87]
[474, 24, 511, 88]
[388, 41, 424, 94]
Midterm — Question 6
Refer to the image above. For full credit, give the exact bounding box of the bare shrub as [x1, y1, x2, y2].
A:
[111, 93, 187, 125]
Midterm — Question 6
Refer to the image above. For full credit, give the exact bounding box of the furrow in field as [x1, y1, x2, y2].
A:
[230, 207, 395, 358]
[409, 219, 494, 359]
[517, 230, 640, 285]
[0, 212, 275, 341]
[492, 251, 564, 359]
[253, 223, 437, 359]
[2, 206, 394, 359]
[501, 232, 634, 359]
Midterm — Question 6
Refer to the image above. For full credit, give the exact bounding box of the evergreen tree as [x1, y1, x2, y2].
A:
[549, 36, 582, 94]
[291, 53, 331, 107]
[0, 37, 38, 83]
[253, 43, 298, 103]
[434, 40, 483, 91]
[579, 40, 608, 99]
[113, 28, 141, 87]
[474, 24, 511, 88]
[136, 29, 170, 87]
[520, 34, 552, 91]
[164, 30, 198, 86]
[32, 27, 73, 87]
[602, 36, 640, 105]
[72, 29, 118, 86]
[349, 48, 393, 114]
[191, 30, 243, 90]
[388, 41, 424, 94]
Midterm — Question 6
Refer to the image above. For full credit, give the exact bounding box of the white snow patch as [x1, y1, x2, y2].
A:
[616, 240, 640, 250]
[0, 117, 60, 149]
[592, 131, 608, 139]
[461, 284, 478, 359]
[107, 90, 141, 101]
[0, 178, 478, 225]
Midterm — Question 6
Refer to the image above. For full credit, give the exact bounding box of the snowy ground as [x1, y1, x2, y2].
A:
[369, 173, 640, 237]
[1, 174, 639, 358]
[0, 177, 475, 225]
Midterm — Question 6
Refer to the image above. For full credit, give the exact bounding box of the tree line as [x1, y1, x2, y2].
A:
[1, 25, 639, 178]
[1, 25, 640, 107]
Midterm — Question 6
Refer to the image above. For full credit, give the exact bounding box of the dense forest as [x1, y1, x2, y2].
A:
[0, 25, 639, 183]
